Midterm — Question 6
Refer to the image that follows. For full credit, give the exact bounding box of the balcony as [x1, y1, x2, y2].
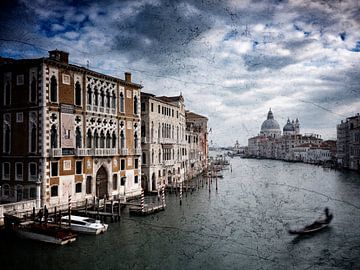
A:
[134, 148, 142, 155]
[49, 148, 62, 157]
[120, 148, 128, 155]
[94, 148, 118, 156]
[164, 160, 174, 166]
[75, 148, 88, 156]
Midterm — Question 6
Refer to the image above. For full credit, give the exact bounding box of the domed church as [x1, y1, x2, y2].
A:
[260, 109, 281, 138]
[283, 118, 300, 136]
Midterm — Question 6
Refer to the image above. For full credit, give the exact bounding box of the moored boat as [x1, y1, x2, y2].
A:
[60, 215, 108, 235]
[13, 221, 77, 245]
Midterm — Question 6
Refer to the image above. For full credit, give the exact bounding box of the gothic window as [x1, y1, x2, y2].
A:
[106, 92, 111, 108]
[158, 123, 161, 138]
[112, 91, 116, 109]
[152, 150, 154, 164]
[100, 131, 105, 148]
[134, 95, 138, 114]
[76, 127, 82, 148]
[50, 125, 57, 148]
[86, 176, 92, 194]
[86, 129, 92, 148]
[5, 80, 11, 105]
[100, 89, 105, 107]
[75, 81, 81, 106]
[112, 133, 116, 148]
[106, 131, 111, 148]
[94, 87, 99, 106]
[30, 76, 37, 103]
[151, 122, 154, 142]
[120, 130, 125, 149]
[119, 92, 124, 112]
[87, 85, 92, 105]
[94, 130, 99, 148]
[30, 122, 37, 153]
[50, 75, 57, 103]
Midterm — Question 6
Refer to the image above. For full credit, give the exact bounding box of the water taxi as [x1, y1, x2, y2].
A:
[60, 215, 108, 235]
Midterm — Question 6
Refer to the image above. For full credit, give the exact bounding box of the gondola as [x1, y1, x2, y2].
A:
[288, 208, 333, 235]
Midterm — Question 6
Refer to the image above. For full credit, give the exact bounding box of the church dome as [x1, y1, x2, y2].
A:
[283, 119, 295, 132]
[261, 109, 280, 131]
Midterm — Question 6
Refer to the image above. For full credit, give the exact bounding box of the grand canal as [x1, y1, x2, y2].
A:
[1, 156, 360, 269]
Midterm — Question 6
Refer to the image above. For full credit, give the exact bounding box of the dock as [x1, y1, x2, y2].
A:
[129, 204, 165, 216]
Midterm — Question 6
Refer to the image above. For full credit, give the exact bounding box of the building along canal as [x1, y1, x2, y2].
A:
[1, 155, 360, 270]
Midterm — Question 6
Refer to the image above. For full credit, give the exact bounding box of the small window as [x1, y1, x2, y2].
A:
[29, 162, 37, 181]
[151, 103, 153, 112]
[15, 163, 23, 180]
[51, 162, 58, 177]
[75, 183, 82, 193]
[120, 159, 125, 170]
[158, 105, 160, 113]
[121, 177, 126, 186]
[16, 112, 23, 123]
[62, 74, 70, 85]
[16, 74, 24, 85]
[76, 160, 82, 175]
[134, 175, 138, 184]
[113, 174, 118, 190]
[135, 158, 139, 169]
[51, 186, 58, 197]
[2, 162, 10, 180]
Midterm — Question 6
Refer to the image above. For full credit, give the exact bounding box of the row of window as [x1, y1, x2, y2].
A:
[50, 174, 139, 197]
[2, 162, 37, 181]
[1, 184, 37, 201]
[50, 159, 139, 177]
[145, 102, 179, 119]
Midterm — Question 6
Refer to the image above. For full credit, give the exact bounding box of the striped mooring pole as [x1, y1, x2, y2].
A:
[180, 182, 183, 206]
[140, 189, 145, 213]
[68, 194, 72, 227]
[161, 185, 166, 207]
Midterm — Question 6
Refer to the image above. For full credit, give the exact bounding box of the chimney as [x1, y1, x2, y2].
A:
[125, 72, 131, 82]
[48, 49, 69, 64]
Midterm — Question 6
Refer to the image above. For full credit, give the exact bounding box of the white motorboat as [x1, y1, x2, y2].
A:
[60, 215, 108, 235]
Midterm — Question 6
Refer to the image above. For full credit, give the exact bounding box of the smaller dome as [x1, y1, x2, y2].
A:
[283, 119, 295, 132]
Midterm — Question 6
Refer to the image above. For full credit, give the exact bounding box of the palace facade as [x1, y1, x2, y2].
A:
[0, 50, 142, 208]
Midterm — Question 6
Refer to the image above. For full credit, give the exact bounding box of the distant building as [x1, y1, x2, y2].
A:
[337, 114, 360, 170]
[248, 109, 323, 162]
[0, 50, 142, 208]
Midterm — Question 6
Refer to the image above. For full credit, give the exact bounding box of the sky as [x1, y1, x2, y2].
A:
[1, 0, 359, 146]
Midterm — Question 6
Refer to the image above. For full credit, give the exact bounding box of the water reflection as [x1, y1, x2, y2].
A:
[1, 156, 360, 269]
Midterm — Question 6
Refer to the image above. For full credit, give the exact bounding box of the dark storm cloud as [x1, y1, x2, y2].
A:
[242, 54, 295, 71]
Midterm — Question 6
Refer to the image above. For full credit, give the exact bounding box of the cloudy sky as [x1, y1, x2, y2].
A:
[1, 0, 359, 146]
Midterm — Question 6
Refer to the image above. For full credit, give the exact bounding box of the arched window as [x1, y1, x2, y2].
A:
[152, 149, 154, 164]
[94, 130, 99, 148]
[106, 131, 111, 148]
[5, 80, 11, 105]
[151, 122, 154, 142]
[159, 150, 161, 163]
[75, 81, 81, 106]
[119, 92, 124, 112]
[134, 95, 138, 114]
[120, 130, 125, 149]
[100, 89, 105, 107]
[30, 123, 37, 153]
[94, 87, 99, 106]
[142, 152, 146, 164]
[87, 85, 92, 105]
[112, 133, 116, 148]
[30, 76, 37, 103]
[112, 91, 116, 109]
[134, 131, 138, 149]
[158, 123, 161, 138]
[50, 125, 57, 148]
[100, 131, 105, 148]
[50, 75, 57, 102]
[76, 127, 82, 148]
[106, 91, 111, 108]
[4, 123, 10, 153]
[86, 129, 92, 148]
[177, 126, 179, 141]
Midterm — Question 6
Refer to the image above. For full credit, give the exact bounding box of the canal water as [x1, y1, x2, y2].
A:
[1, 155, 360, 270]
